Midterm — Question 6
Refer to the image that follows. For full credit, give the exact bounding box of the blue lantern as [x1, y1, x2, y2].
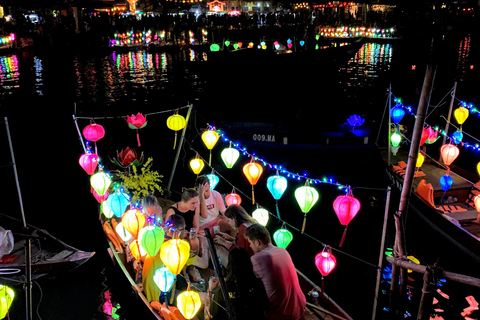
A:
[451, 130, 463, 145]
[106, 190, 130, 218]
[390, 105, 406, 124]
[347, 114, 365, 127]
[300, 40, 305, 46]
[206, 173, 220, 190]
[266, 175, 288, 200]
[153, 267, 176, 292]
[440, 174, 453, 191]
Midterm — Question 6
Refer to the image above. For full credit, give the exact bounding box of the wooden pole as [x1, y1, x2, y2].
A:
[417, 264, 438, 320]
[387, 84, 392, 166]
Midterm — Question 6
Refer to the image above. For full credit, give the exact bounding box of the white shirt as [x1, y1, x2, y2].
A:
[199, 190, 226, 225]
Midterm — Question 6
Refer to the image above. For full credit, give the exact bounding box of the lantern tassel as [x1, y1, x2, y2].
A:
[301, 214, 307, 234]
[169, 277, 177, 305]
[275, 201, 281, 220]
[339, 226, 348, 247]
[209, 151, 212, 166]
[446, 166, 450, 175]
[137, 130, 141, 147]
[173, 133, 177, 149]
[252, 187, 255, 204]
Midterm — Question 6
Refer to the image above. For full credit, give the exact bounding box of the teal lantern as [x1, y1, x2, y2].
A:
[106, 189, 131, 218]
[206, 173, 220, 190]
[138, 226, 165, 257]
[154, 267, 176, 292]
[294, 182, 320, 233]
[266, 173, 288, 219]
[273, 228, 293, 249]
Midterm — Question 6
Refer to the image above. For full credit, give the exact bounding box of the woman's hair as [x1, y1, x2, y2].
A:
[244, 223, 271, 245]
[180, 188, 199, 202]
[224, 204, 253, 227]
[141, 194, 158, 207]
[226, 247, 257, 290]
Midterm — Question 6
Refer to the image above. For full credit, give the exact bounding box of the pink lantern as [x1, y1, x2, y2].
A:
[225, 191, 242, 206]
[126, 113, 147, 147]
[93, 189, 109, 203]
[79, 152, 98, 175]
[420, 127, 430, 146]
[83, 123, 105, 142]
[440, 144, 460, 175]
[333, 188, 361, 247]
[315, 245, 336, 277]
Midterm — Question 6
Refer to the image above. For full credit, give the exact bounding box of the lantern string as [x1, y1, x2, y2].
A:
[73, 105, 190, 120]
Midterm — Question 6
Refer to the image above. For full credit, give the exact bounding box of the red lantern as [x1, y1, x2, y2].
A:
[333, 188, 361, 247]
[83, 122, 105, 142]
[420, 127, 430, 146]
[79, 152, 98, 175]
[243, 159, 263, 204]
[225, 190, 242, 206]
[315, 245, 336, 277]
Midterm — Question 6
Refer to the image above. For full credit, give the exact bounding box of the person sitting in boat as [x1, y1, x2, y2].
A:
[165, 188, 200, 232]
[201, 246, 268, 320]
[196, 175, 233, 237]
[141, 193, 163, 226]
[244, 223, 306, 320]
[214, 204, 256, 257]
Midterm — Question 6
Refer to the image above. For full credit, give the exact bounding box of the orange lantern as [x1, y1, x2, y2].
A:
[121, 208, 146, 238]
[243, 158, 263, 204]
[129, 239, 148, 260]
[201, 126, 219, 165]
[225, 190, 242, 206]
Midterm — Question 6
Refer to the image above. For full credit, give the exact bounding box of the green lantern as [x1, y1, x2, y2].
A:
[391, 132, 401, 147]
[221, 146, 240, 169]
[0, 284, 14, 319]
[210, 43, 220, 52]
[273, 229, 293, 249]
[139, 226, 165, 257]
[294, 182, 320, 233]
[90, 172, 111, 196]
[224, 40, 230, 47]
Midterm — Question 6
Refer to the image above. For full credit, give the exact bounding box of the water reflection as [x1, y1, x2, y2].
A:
[0, 55, 20, 93]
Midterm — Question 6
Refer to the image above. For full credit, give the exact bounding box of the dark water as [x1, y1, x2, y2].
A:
[1, 31, 479, 320]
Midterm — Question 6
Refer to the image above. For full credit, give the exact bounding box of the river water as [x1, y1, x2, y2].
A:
[1, 31, 479, 320]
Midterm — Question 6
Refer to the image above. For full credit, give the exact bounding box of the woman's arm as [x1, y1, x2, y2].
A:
[165, 208, 174, 222]
[193, 206, 200, 231]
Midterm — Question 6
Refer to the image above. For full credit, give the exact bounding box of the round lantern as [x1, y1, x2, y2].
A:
[106, 190, 131, 218]
[122, 208, 146, 238]
[90, 172, 111, 196]
[190, 157, 205, 175]
[451, 130, 463, 145]
[160, 239, 190, 275]
[440, 174, 453, 192]
[333, 190, 361, 247]
[416, 152, 425, 168]
[390, 132, 401, 148]
[315, 246, 336, 277]
[294, 183, 320, 233]
[154, 267, 176, 292]
[129, 239, 147, 260]
[454, 106, 469, 125]
[440, 144, 460, 173]
[273, 228, 293, 249]
[206, 173, 219, 190]
[138, 226, 165, 257]
[390, 105, 405, 124]
[166, 111, 186, 149]
[0, 284, 14, 319]
[79, 152, 98, 175]
[252, 208, 269, 226]
[93, 189, 109, 203]
[115, 222, 133, 242]
[243, 159, 263, 204]
[221, 147, 240, 169]
[225, 191, 242, 206]
[83, 123, 105, 142]
[201, 128, 219, 165]
[101, 201, 115, 219]
[177, 284, 202, 319]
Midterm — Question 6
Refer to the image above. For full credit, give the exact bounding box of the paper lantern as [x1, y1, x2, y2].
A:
[474, 195, 480, 213]
[451, 130, 463, 144]
[160, 239, 190, 275]
[115, 222, 133, 242]
[0, 284, 14, 319]
[201, 128, 219, 165]
[454, 106, 469, 125]
[390, 105, 405, 124]
[416, 152, 425, 168]
[333, 191, 361, 247]
[166, 111, 186, 149]
[206, 173, 219, 190]
[93, 189, 109, 203]
[420, 127, 430, 146]
[90, 172, 111, 196]
[266, 174, 287, 200]
[79, 152, 98, 175]
[294, 183, 320, 233]
[190, 156, 205, 175]
[243, 159, 263, 204]
[315, 246, 336, 277]
[106, 190, 131, 218]
[129, 239, 147, 260]
[126, 113, 147, 147]
[83, 123, 105, 142]
[252, 208, 269, 226]
[101, 201, 115, 219]
[424, 127, 440, 144]
[221, 147, 240, 168]
[225, 191, 242, 206]
[139, 226, 165, 257]
[154, 267, 176, 292]
[477, 162, 480, 176]
[273, 228, 293, 249]
[440, 174, 453, 191]
[122, 208, 146, 238]
[390, 132, 401, 148]
[440, 144, 460, 171]
[177, 284, 202, 319]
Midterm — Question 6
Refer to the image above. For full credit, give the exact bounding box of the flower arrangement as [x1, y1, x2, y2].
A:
[116, 157, 163, 203]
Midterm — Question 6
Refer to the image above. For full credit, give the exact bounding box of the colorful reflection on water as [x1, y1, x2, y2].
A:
[0, 55, 20, 93]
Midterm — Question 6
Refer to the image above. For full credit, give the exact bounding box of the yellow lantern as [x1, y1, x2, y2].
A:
[454, 106, 469, 126]
[201, 128, 219, 165]
[129, 239, 148, 260]
[160, 239, 190, 275]
[166, 110, 186, 149]
[477, 162, 480, 176]
[416, 152, 425, 168]
[0, 284, 14, 319]
[121, 208, 146, 238]
[177, 283, 202, 319]
[190, 155, 205, 175]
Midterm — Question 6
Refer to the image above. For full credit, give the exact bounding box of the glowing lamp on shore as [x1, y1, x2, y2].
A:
[225, 191, 242, 206]
[129, 239, 147, 260]
[83, 122, 105, 142]
[416, 152, 425, 168]
[333, 189, 361, 247]
[454, 106, 469, 125]
[252, 208, 269, 226]
[273, 228, 293, 249]
[79, 152, 98, 175]
[166, 111, 186, 149]
[201, 127, 219, 165]
[294, 182, 320, 233]
[390, 132, 401, 148]
[115, 222, 133, 242]
[90, 172, 111, 196]
[122, 208, 146, 238]
[210, 43, 220, 52]
[221, 145, 240, 168]
[390, 105, 405, 124]
[440, 144, 460, 173]
[189, 155, 205, 175]
[0, 284, 15, 319]
[206, 172, 219, 190]
[160, 239, 190, 275]
[177, 284, 202, 319]
[440, 174, 453, 192]
[243, 159, 263, 204]
[154, 267, 176, 292]
[315, 245, 336, 277]
[139, 226, 165, 257]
